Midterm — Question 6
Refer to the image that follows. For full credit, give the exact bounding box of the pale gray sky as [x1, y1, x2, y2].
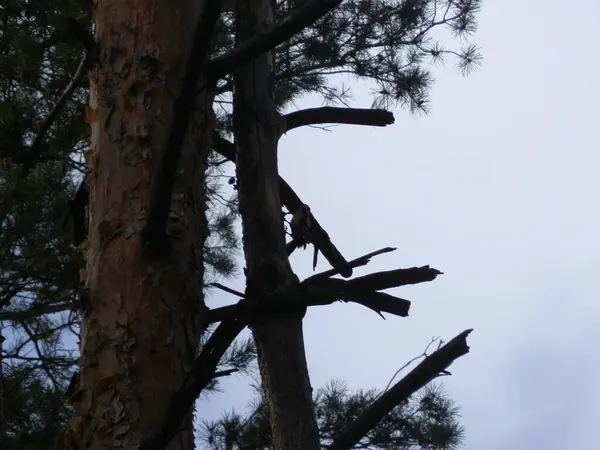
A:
[202, 1, 600, 449]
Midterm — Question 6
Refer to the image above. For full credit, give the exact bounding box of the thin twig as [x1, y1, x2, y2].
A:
[21, 51, 89, 179]
[210, 283, 245, 298]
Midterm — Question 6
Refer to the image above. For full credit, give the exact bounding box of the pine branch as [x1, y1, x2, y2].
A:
[0, 301, 77, 321]
[209, 0, 344, 80]
[283, 107, 395, 134]
[20, 51, 89, 179]
[142, 1, 225, 249]
[212, 133, 353, 276]
[328, 329, 474, 450]
[139, 316, 245, 450]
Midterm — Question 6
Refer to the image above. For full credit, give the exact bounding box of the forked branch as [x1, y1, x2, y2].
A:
[207, 265, 441, 323]
[328, 329, 474, 450]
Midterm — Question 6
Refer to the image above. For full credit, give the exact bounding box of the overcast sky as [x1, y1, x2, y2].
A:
[201, 1, 600, 449]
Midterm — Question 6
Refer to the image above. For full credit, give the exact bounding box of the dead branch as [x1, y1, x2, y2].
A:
[213, 133, 353, 277]
[343, 265, 442, 292]
[20, 52, 89, 179]
[207, 265, 441, 324]
[305, 247, 397, 283]
[210, 282, 244, 297]
[283, 107, 395, 134]
[139, 316, 245, 450]
[212, 368, 238, 378]
[142, 1, 225, 248]
[209, 0, 343, 80]
[328, 329, 473, 450]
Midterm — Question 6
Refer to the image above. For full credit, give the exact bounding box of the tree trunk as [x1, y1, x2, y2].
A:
[67, 1, 213, 449]
[233, 1, 320, 449]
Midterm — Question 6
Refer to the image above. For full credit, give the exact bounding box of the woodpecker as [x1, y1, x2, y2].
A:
[290, 204, 312, 250]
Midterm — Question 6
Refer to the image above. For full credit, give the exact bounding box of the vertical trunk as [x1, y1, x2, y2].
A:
[233, 2, 320, 450]
[68, 1, 213, 449]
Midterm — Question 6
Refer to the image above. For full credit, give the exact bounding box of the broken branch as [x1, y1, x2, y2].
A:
[142, 1, 225, 248]
[207, 265, 440, 324]
[328, 329, 474, 450]
[283, 107, 395, 134]
[343, 265, 442, 292]
[209, 0, 343, 80]
[212, 133, 353, 277]
[210, 282, 245, 298]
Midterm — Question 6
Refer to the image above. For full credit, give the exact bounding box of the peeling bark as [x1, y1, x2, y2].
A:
[68, 1, 213, 449]
[233, 1, 320, 449]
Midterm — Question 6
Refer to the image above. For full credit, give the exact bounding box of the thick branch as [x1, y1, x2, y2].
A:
[213, 133, 352, 276]
[207, 265, 440, 323]
[328, 329, 473, 450]
[142, 1, 224, 247]
[344, 265, 442, 292]
[139, 316, 245, 450]
[20, 52, 88, 179]
[283, 107, 394, 133]
[209, 0, 343, 80]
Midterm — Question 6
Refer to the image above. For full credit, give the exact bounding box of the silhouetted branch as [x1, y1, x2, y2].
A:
[142, 1, 225, 248]
[328, 329, 474, 450]
[209, 0, 343, 79]
[283, 107, 395, 134]
[212, 368, 238, 378]
[210, 282, 244, 298]
[207, 265, 441, 324]
[305, 246, 396, 283]
[212, 133, 352, 276]
[344, 265, 442, 291]
[20, 52, 88, 179]
[139, 316, 245, 450]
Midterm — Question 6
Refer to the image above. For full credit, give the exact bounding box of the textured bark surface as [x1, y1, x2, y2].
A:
[68, 0, 213, 449]
[233, 1, 321, 449]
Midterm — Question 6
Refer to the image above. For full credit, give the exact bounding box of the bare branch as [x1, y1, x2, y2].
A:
[20, 52, 88, 179]
[212, 133, 353, 277]
[207, 265, 440, 324]
[209, 0, 344, 80]
[210, 282, 245, 298]
[212, 368, 239, 379]
[328, 329, 474, 450]
[139, 316, 245, 450]
[283, 107, 394, 134]
[342, 265, 442, 292]
[142, 1, 225, 248]
[305, 246, 396, 283]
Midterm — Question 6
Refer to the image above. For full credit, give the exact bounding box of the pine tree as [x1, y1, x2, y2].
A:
[0, 1, 482, 449]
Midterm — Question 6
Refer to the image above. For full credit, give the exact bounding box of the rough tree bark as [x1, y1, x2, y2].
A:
[66, 1, 213, 449]
[233, 1, 321, 449]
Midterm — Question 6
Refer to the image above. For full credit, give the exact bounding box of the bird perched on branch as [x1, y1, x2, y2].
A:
[290, 204, 312, 250]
